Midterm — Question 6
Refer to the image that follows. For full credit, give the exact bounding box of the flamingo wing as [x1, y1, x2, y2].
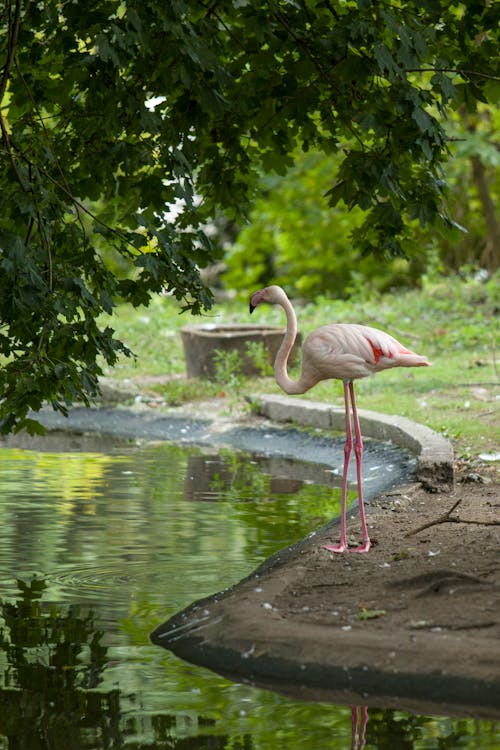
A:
[303, 324, 429, 383]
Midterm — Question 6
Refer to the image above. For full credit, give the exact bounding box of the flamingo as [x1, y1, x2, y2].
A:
[249, 285, 430, 553]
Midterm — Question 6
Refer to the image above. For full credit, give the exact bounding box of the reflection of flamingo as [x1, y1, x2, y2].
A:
[351, 706, 369, 750]
[250, 285, 430, 552]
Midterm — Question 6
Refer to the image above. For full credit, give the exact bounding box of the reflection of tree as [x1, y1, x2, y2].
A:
[0, 579, 246, 750]
[365, 709, 434, 749]
[198, 450, 348, 553]
[0, 578, 120, 749]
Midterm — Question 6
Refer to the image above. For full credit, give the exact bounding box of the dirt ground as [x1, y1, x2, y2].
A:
[153, 458, 500, 717]
[276, 461, 499, 635]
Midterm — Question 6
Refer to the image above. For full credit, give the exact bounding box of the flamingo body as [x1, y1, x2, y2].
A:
[250, 284, 430, 553]
[300, 322, 429, 386]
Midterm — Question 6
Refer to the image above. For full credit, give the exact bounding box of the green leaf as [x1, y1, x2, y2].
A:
[355, 608, 387, 621]
[373, 43, 399, 77]
[22, 418, 47, 436]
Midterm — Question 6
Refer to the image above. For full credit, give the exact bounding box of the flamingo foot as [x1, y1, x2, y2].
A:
[347, 539, 371, 553]
[321, 542, 348, 554]
[321, 539, 371, 554]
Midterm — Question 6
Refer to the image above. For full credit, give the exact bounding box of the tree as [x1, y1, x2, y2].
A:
[224, 102, 500, 297]
[223, 149, 427, 298]
[1, 0, 499, 433]
[441, 106, 500, 272]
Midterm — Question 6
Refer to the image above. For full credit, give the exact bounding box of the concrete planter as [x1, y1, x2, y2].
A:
[180, 324, 301, 379]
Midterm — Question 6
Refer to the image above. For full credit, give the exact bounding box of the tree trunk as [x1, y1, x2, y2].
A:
[470, 155, 500, 272]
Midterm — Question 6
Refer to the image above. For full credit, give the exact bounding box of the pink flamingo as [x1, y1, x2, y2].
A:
[249, 285, 430, 553]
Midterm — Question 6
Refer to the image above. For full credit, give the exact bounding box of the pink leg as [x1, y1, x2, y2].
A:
[359, 706, 369, 749]
[350, 706, 358, 750]
[322, 382, 371, 554]
[350, 706, 368, 750]
[348, 381, 371, 553]
[322, 382, 351, 553]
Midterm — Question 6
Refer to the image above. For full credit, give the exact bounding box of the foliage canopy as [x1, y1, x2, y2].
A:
[1, 0, 499, 431]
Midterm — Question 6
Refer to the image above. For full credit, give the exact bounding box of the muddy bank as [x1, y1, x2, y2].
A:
[152, 469, 500, 719]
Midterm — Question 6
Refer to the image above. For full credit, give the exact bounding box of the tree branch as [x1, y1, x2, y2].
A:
[405, 498, 500, 538]
[0, 0, 22, 103]
[403, 67, 500, 82]
[0, 0, 28, 189]
[322, 0, 340, 22]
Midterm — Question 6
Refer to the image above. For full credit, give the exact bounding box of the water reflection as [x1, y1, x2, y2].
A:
[0, 578, 240, 749]
[0, 578, 118, 749]
[0, 437, 498, 749]
[351, 706, 368, 750]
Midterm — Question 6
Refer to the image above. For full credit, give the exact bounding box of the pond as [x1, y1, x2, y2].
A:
[0, 431, 498, 750]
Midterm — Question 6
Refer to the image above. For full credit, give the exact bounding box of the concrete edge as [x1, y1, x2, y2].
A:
[251, 393, 455, 492]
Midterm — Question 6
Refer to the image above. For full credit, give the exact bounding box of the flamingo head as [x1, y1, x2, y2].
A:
[249, 285, 285, 313]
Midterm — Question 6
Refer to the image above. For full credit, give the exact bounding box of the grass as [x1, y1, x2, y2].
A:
[103, 272, 500, 463]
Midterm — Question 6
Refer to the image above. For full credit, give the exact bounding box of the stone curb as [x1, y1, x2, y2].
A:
[252, 393, 454, 492]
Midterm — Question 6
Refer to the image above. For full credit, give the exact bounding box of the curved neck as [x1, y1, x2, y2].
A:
[275, 295, 308, 395]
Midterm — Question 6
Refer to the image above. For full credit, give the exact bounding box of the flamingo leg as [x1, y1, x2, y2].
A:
[322, 382, 371, 554]
[321, 382, 351, 553]
[350, 706, 368, 750]
[359, 706, 369, 749]
[350, 706, 358, 750]
[348, 381, 371, 553]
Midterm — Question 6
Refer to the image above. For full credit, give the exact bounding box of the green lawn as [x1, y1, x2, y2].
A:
[104, 273, 500, 462]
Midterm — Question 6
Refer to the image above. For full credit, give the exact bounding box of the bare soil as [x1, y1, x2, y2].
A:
[277, 464, 499, 636]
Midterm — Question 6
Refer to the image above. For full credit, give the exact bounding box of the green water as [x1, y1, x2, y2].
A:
[0, 438, 498, 749]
